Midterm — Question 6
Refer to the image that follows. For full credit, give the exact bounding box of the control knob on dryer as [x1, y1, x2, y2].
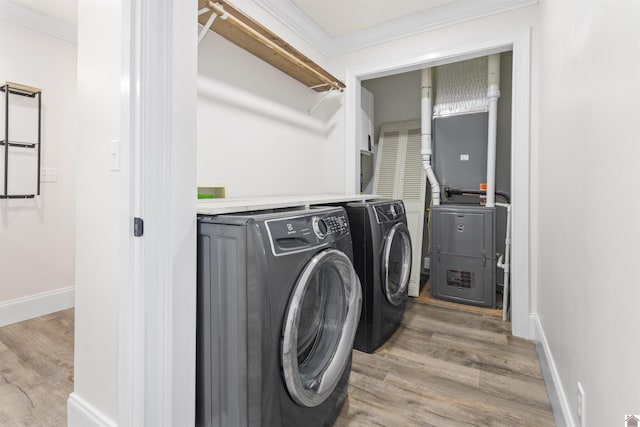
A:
[312, 217, 328, 239]
[389, 204, 398, 219]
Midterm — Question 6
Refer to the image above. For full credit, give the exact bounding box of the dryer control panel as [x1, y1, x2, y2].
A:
[374, 201, 406, 223]
[266, 210, 350, 256]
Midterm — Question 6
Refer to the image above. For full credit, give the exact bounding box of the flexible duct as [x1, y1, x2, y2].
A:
[444, 187, 511, 204]
[486, 54, 501, 208]
[421, 68, 440, 205]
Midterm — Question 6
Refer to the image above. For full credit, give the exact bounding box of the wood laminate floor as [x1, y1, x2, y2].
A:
[0, 302, 553, 426]
[336, 301, 555, 426]
[0, 309, 74, 427]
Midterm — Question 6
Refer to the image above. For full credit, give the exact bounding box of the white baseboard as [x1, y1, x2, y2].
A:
[530, 313, 575, 427]
[0, 287, 74, 327]
[67, 393, 117, 427]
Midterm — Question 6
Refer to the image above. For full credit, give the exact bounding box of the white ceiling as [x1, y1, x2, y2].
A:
[2, 0, 536, 56]
[255, 0, 536, 56]
[6, 0, 76, 26]
[290, 0, 457, 38]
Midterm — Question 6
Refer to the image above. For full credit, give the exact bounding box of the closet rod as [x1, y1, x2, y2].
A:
[206, 1, 342, 91]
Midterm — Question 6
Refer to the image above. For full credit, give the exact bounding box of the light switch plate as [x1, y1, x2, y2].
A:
[41, 167, 58, 182]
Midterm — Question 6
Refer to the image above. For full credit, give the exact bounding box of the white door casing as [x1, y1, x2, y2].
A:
[118, 0, 197, 425]
[346, 28, 532, 338]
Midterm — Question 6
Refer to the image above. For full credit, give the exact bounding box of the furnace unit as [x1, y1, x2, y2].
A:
[430, 205, 496, 308]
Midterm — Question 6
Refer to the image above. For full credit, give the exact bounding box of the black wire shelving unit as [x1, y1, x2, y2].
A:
[1, 81, 42, 199]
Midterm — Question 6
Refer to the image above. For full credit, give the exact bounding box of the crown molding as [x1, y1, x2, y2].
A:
[254, 0, 334, 53]
[254, 0, 536, 57]
[0, 0, 77, 44]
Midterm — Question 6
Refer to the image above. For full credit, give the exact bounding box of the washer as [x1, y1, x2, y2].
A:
[344, 199, 412, 353]
[196, 206, 362, 427]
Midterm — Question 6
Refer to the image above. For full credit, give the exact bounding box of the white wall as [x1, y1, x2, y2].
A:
[362, 70, 421, 136]
[197, 0, 346, 197]
[71, 0, 121, 422]
[0, 17, 76, 325]
[536, 0, 640, 425]
[198, 34, 328, 197]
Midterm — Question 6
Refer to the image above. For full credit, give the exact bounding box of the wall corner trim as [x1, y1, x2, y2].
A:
[530, 313, 576, 427]
[67, 393, 117, 427]
[0, 287, 74, 327]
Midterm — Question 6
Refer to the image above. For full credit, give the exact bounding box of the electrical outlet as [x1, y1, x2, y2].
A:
[423, 257, 430, 270]
[577, 382, 586, 427]
[41, 167, 57, 183]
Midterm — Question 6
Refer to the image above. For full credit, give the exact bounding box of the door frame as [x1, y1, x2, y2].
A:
[344, 28, 532, 338]
[118, 0, 197, 425]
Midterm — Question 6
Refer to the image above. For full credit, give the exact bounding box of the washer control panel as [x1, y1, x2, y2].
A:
[266, 209, 350, 255]
[313, 214, 348, 239]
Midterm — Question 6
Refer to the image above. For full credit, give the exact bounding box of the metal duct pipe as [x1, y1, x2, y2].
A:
[486, 54, 501, 208]
[421, 68, 440, 205]
[496, 202, 512, 321]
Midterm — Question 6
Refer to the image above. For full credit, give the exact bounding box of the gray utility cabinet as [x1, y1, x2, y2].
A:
[433, 112, 488, 204]
[430, 205, 496, 308]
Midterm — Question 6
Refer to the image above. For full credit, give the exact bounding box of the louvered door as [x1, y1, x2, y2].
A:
[372, 123, 402, 198]
[374, 120, 427, 297]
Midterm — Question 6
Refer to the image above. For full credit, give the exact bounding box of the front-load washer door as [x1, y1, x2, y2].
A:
[281, 249, 362, 408]
[382, 222, 412, 306]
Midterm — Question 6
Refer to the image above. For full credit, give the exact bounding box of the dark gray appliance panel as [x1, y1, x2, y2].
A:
[433, 255, 493, 305]
[437, 210, 491, 257]
[433, 112, 489, 203]
[197, 222, 249, 427]
[430, 205, 496, 308]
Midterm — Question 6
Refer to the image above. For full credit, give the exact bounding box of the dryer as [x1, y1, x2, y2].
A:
[344, 200, 412, 353]
[196, 206, 361, 427]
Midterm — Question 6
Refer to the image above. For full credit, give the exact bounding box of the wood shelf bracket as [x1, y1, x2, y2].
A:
[308, 85, 342, 115]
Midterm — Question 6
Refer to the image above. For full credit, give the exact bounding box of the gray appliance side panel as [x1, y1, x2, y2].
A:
[430, 205, 496, 308]
[433, 112, 489, 203]
[198, 222, 248, 427]
[245, 223, 264, 427]
[197, 233, 214, 427]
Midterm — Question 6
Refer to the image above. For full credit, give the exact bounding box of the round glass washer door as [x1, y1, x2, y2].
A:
[281, 249, 362, 408]
[382, 222, 412, 306]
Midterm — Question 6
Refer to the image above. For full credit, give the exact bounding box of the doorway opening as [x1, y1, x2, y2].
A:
[344, 29, 531, 338]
